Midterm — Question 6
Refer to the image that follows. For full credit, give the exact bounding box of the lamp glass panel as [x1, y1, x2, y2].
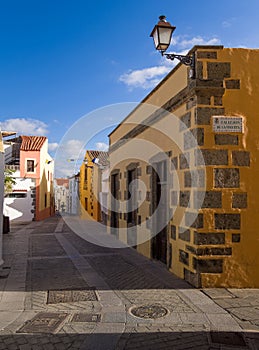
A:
[152, 28, 159, 49]
[157, 27, 173, 51]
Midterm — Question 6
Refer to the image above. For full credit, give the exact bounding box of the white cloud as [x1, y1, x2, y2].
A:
[54, 139, 85, 177]
[222, 17, 236, 29]
[48, 142, 59, 151]
[119, 35, 221, 90]
[222, 21, 231, 28]
[119, 65, 172, 90]
[54, 140, 110, 177]
[173, 35, 221, 49]
[95, 142, 109, 151]
[0, 118, 48, 135]
[61, 139, 85, 159]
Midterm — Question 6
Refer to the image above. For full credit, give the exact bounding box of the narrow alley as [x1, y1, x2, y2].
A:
[0, 217, 258, 350]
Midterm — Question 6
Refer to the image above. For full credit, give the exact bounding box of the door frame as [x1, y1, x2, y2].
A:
[150, 153, 170, 266]
[110, 169, 120, 236]
[126, 162, 138, 248]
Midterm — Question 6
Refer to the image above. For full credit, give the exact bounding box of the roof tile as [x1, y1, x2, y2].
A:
[20, 136, 47, 151]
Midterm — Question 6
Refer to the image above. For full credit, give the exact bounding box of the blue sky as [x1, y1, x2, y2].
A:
[0, 0, 259, 175]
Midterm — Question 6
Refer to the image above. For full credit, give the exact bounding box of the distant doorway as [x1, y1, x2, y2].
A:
[110, 171, 119, 236]
[127, 167, 137, 247]
[151, 160, 169, 265]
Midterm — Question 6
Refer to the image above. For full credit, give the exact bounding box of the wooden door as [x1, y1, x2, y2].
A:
[127, 168, 137, 247]
[111, 172, 119, 236]
[151, 160, 168, 265]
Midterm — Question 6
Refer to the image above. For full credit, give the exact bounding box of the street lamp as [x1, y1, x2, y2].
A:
[150, 15, 195, 77]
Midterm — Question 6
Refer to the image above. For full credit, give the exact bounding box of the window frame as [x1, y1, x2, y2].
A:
[26, 158, 36, 173]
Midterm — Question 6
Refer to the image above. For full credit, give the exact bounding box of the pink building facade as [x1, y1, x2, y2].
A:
[4, 135, 54, 222]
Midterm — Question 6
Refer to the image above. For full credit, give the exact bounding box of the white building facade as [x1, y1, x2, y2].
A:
[0, 131, 5, 266]
[54, 178, 69, 213]
[3, 135, 54, 222]
[68, 174, 79, 215]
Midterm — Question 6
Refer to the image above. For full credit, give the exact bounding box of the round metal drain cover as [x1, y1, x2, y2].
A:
[130, 304, 168, 319]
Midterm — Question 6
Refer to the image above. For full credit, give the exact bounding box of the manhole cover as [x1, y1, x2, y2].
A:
[71, 313, 101, 322]
[210, 332, 246, 346]
[130, 305, 168, 319]
[17, 312, 68, 334]
[47, 289, 97, 304]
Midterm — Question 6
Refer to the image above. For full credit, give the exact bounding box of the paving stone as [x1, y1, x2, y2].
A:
[210, 331, 246, 346]
[179, 313, 207, 325]
[40, 337, 51, 344]
[102, 312, 125, 323]
[203, 288, 235, 299]
[41, 344, 55, 350]
[54, 343, 65, 350]
[227, 307, 259, 322]
[19, 344, 33, 350]
[29, 236, 66, 257]
[3, 337, 15, 345]
[2, 217, 259, 350]
[31, 345, 42, 350]
[27, 337, 39, 345]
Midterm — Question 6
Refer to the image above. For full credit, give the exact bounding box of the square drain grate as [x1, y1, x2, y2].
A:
[47, 288, 98, 304]
[17, 312, 68, 334]
[71, 313, 101, 322]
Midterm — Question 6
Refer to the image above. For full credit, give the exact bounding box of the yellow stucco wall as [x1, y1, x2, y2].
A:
[109, 64, 188, 144]
[197, 48, 259, 287]
[79, 152, 100, 221]
[38, 141, 54, 216]
[108, 46, 259, 287]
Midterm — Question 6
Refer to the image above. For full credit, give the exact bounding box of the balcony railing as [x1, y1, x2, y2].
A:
[5, 164, 20, 171]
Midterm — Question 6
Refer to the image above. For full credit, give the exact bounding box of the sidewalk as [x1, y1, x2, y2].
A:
[0, 217, 258, 349]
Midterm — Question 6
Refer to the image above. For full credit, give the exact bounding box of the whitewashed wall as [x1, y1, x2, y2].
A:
[0, 151, 4, 266]
[68, 176, 79, 215]
[3, 176, 35, 222]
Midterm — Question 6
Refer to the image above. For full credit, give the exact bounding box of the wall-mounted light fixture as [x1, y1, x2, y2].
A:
[92, 158, 99, 164]
[84, 157, 105, 170]
[150, 15, 195, 78]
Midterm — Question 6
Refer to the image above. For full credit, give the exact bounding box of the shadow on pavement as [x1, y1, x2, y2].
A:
[2, 217, 192, 292]
[0, 331, 258, 349]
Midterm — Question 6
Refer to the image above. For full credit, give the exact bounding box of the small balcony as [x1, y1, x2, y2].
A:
[5, 164, 20, 171]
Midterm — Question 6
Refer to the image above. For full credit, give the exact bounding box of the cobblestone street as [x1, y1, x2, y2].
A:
[0, 217, 259, 349]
